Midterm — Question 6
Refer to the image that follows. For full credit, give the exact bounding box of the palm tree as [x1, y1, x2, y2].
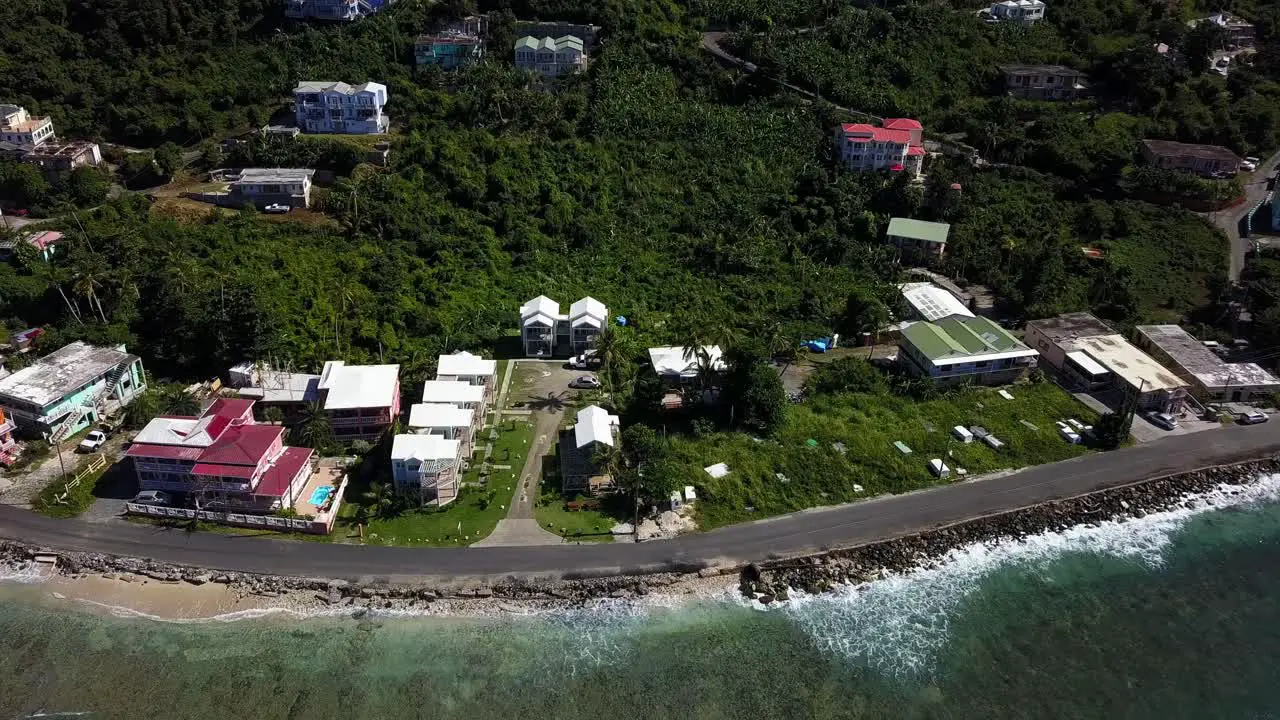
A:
[593, 325, 628, 402]
[292, 401, 334, 450]
[71, 262, 109, 323]
[362, 481, 397, 520]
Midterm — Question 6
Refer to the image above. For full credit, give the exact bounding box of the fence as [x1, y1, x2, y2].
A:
[124, 467, 350, 535]
[49, 453, 108, 505]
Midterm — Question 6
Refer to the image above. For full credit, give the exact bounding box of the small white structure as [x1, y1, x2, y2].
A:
[704, 462, 730, 479]
[983, 435, 1005, 449]
[928, 458, 951, 478]
[391, 434, 462, 506]
[683, 485, 697, 503]
[420, 380, 485, 428]
[574, 404, 619, 449]
[569, 297, 608, 354]
[408, 402, 475, 453]
[229, 168, 315, 209]
[435, 351, 496, 398]
[649, 346, 727, 382]
[900, 282, 974, 322]
[952, 425, 974, 443]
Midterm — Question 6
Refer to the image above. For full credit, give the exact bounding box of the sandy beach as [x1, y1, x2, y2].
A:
[0, 561, 737, 622]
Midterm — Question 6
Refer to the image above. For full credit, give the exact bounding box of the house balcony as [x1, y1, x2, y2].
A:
[328, 411, 391, 426]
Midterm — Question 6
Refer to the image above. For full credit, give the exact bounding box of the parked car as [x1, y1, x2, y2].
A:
[131, 490, 172, 507]
[1245, 156, 1261, 164]
[1239, 410, 1269, 425]
[1241, 160, 1258, 172]
[263, 203, 291, 214]
[1146, 412, 1180, 431]
[78, 430, 107, 453]
[569, 375, 601, 389]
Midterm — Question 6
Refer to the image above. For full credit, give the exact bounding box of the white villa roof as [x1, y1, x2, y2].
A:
[0, 342, 135, 408]
[574, 405, 619, 448]
[408, 403, 474, 429]
[437, 351, 496, 377]
[421, 380, 485, 404]
[294, 81, 386, 95]
[900, 282, 974, 322]
[392, 433, 460, 462]
[317, 361, 400, 410]
[569, 297, 608, 326]
[648, 346, 727, 378]
[520, 295, 561, 321]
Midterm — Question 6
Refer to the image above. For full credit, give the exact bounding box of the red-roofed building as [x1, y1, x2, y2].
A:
[834, 119, 927, 176]
[127, 398, 314, 512]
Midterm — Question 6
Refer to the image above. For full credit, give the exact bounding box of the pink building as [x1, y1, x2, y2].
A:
[834, 118, 926, 176]
[125, 398, 314, 512]
[317, 361, 401, 443]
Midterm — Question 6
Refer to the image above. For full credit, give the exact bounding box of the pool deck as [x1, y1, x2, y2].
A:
[293, 464, 345, 518]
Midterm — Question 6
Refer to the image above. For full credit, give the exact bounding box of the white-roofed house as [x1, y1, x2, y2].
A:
[316, 361, 401, 443]
[408, 402, 476, 454]
[0, 341, 146, 439]
[421, 379, 485, 432]
[520, 295, 565, 357]
[569, 297, 608, 354]
[435, 351, 497, 399]
[391, 434, 462, 506]
[559, 404, 620, 493]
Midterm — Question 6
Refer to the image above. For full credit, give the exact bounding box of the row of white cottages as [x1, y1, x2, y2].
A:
[390, 351, 497, 506]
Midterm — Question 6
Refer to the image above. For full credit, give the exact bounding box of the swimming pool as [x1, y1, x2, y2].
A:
[308, 486, 334, 506]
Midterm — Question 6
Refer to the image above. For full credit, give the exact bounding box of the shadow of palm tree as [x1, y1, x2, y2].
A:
[527, 391, 571, 413]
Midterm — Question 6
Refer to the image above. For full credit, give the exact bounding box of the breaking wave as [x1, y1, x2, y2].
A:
[755, 471, 1280, 677]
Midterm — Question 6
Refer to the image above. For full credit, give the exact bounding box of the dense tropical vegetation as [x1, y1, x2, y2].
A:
[1, 0, 1278, 526]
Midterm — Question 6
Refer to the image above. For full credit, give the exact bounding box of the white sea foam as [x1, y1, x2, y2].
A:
[0, 560, 47, 584]
[756, 472, 1280, 677]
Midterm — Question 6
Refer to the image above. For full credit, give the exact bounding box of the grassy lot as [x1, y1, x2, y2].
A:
[665, 381, 1099, 529]
[336, 418, 535, 546]
[32, 454, 115, 518]
[533, 446, 619, 543]
[506, 363, 547, 408]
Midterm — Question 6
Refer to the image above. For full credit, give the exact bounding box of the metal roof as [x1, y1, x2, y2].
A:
[900, 316, 1036, 365]
[0, 342, 136, 408]
[574, 405, 619, 448]
[648, 346, 727, 378]
[408, 403, 473, 429]
[421, 380, 484, 405]
[901, 282, 974, 322]
[392, 433, 460, 462]
[569, 296, 608, 326]
[1135, 325, 1280, 391]
[317, 361, 400, 410]
[887, 218, 950, 244]
[436, 351, 496, 377]
[234, 168, 315, 184]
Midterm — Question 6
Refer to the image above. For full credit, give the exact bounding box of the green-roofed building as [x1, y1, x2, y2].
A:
[887, 217, 950, 262]
[899, 315, 1039, 386]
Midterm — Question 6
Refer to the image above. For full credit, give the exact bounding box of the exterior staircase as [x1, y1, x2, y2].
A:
[45, 361, 126, 444]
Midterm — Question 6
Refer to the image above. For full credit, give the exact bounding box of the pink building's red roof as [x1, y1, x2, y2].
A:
[253, 447, 314, 498]
[199, 424, 283, 467]
[205, 397, 254, 420]
[191, 462, 257, 479]
[838, 123, 912, 144]
[906, 146, 926, 156]
[882, 118, 923, 131]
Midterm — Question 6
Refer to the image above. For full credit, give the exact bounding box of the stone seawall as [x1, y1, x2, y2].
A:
[2, 457, 1277, 612]
[738, 458, 1280, 602]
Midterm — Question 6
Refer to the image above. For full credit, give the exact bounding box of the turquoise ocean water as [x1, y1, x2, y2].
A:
[4, 475, 1280, 719]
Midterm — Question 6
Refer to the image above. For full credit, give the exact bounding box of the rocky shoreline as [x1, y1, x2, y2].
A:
[2, 456, 1278, 616]
[738, 457, 1280, 603]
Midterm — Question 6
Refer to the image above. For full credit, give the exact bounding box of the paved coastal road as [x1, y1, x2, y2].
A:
[3, 423, 1280, 583]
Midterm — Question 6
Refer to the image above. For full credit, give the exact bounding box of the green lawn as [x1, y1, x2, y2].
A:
[533, 445, 620, 543]
[336, 418, 535, 547]
[506, 363, 546, 407]
[665, 381, 1099, 528]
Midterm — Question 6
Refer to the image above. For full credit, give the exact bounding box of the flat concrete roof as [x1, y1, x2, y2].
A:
[0, 342, 136, 408]
[1026, 312, 1114, 343]
[234, 168, 315, 184]
[318, 361, 399, 410]
[1071, 334, 1187, 393]
[1136, 325, 1280, 390]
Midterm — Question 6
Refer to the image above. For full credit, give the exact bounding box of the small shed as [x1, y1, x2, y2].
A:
[704, 463, 729, 479]
[952, 425, 974, 443]
[683, 486, 697, 503]
[928, 458, 951, 478]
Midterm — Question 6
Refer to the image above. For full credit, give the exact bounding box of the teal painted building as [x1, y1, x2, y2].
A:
[0, 341, 146, 438]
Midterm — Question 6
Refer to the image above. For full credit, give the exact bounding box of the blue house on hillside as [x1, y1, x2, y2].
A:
[0, 341, 146, 439]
